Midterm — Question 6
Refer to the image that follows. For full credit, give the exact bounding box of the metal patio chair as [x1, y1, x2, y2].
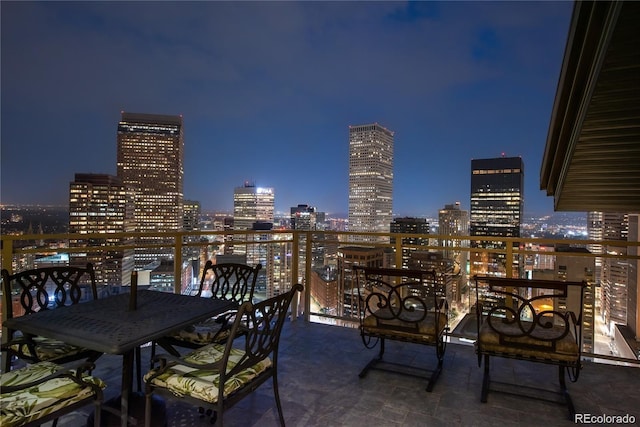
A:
[1, 264, 103, 373]
[144, 283, 303, 427]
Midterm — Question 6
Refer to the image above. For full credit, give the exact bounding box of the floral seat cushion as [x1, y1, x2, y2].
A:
[10, 336, 89, 361]
[0, 361, 106, 427]
[169, 317, 231, 346]
[144, 344, 271, 404]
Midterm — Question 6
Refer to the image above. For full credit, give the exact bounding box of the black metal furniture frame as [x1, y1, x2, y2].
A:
[145, 283, 304, 427]
[1, 264, 103, 373]
[3, 289, 236, 427]
[474, 275, 587, 419]
[152, 261, 262, 358]
[354, 266, 448, 392]
[1, 362, 104, 427]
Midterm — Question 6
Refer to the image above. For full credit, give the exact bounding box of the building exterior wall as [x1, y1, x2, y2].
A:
[69, 173, 135, 291]
[469, 156, 523, 277]
[116, 112, 184, 268]
[348, 123, 393, 242]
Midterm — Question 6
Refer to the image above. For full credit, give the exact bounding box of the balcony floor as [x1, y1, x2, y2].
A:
[46, 320, 639, 427]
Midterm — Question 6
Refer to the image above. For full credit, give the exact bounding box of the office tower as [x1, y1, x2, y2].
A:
[390, 217, 429, 269]
[69, 173, 135, 291]
[291, 204, 326, 271]
[117, 112, 184, 268]
[182, 200, 201, 281]
[439, 203, 469, 259]
[338, 246, 385, 317]
[555, 247, 596, 355]
[587, 211, 604, 284]
[291, 204, 317, 231]
[408, 251, 454, 303]
[600, 213, 629, 331]
[348, 123, 394, 242]
[232, 183, 274, 295]
[267, 237, 293, 299]
[470, 156, 524, 277]
[183, 200, 201, 232]
[438, 202, 470, 297]
[233, 182, 274, 232]
[627, 215, 639, 348]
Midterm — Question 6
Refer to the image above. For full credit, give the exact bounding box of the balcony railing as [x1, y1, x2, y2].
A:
[2, 229, 639, 365]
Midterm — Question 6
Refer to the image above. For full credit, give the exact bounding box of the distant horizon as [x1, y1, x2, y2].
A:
[0, 202, 588, 221]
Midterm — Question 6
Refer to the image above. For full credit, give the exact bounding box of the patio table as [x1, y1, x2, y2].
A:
[4, 289, 236, 427]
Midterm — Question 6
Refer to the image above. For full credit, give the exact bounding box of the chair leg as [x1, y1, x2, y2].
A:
[136, 346, 142, 392]
[93, 399, 101, 427]
[271, 371, 285, 427]
[145, 391, 152, 427]
[378, 338, 385, 360]
[481, 354, 490, 403]
[559, 365, 576, 419]
[426, 354, 443, 393]
[358, 337, 385, 378]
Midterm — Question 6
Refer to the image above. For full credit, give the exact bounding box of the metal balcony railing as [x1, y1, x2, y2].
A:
[2, 229, 639, 365]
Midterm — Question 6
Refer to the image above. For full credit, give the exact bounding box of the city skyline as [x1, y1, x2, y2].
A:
[1, 1, 574, 217]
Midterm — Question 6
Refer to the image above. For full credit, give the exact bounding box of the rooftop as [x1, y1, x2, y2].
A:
[48, 320, 639, 427]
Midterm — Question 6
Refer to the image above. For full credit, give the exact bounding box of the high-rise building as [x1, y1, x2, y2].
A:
[232, 182, 274, 292]
[348, 123, 394, 242]
[438, 202, 469, 266]
[182, 200, 202, 280]
[337, 246, 385, 317]
[438, 202, 469, 303]
[390, 217, 429, 269]
[291, 204, 317, 231]
[599, 212, 629, 331]
[117, 112, 184, 268]
[69, 173, 135, 291]
[469, 156, 524, 277]
[291, 204, 317, 275]
[233, 182, 274, 232]
[183, 200, 201, 232]
[627, 214, 639, 352]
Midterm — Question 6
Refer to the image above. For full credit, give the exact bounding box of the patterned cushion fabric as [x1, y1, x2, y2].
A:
[363, 309, 447, 344]
[478, 319, 579, 362]
[0, 361, 106, 427]
[10, 336, 88, 361]
[145, 344, 271, 404]
[170, 317, 230, 345]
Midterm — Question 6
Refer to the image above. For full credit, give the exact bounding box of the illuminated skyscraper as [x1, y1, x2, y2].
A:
[599, 212, 629, 330]
[233, 182, 274, 231]
[290, 204, 317, 231]
[438, 202, 469, 302]
[69, 173, 135, 290]
[183, 200, 201, 232]
[232, 182, 274, 292]
[469, 156, 524, 277]
[348, 123, 393, 242]
[117, 112, 184, 267]
[390, 217, 429, 269]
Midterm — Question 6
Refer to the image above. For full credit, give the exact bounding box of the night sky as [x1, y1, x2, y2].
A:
[1, 1, 573, 217]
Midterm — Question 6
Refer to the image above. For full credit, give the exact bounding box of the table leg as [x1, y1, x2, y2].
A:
[121, 350, 134, 427]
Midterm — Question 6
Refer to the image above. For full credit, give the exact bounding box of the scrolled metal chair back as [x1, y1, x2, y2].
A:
[2, 264, 98, 317]
[196, 261, 262, 305]
[221, 283, 303, 380]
